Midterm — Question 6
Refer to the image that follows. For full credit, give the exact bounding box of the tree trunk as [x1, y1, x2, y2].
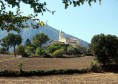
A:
[13, 46, 16, 57]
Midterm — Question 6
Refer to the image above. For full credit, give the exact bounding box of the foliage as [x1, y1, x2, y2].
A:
[1, 36, 10, 53]
[47, 44, 63, 53]
[63, 0, 101, 9]
[18, 62, 23, 72]
[25, 46, 35, 56]
[47, 43, 69, 53]
[67, 45, 81, 55]
[7, 33, 22, 54]
[16, 45, 27, 57]
[24, 39, 31, 46]
[90, 58, 103, 72]
[32, 33, 49, 47]
[90, 34, 118, 65]
[35, 47, 46, 57]
[51, 48, 65, 58]
[75, 45, 87, 54]
[0, 48, 7, 54]
[0, 0, 46, 32]
[0, 68, 90, 77]
[1, 33, 22, 55]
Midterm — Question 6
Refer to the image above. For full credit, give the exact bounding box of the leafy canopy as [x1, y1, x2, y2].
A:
[32, 33, 49, 47]
[90, 34, 118, 65]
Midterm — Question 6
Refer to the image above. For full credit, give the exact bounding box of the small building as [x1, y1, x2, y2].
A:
[58, 30, 79, 47]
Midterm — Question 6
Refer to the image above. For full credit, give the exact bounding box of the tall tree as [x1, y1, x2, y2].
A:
[7, 33, 22, 56]
[32, 33, 49, 47]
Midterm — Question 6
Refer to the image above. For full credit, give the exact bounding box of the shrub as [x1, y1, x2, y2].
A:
[35, 47, 46, 57]
[0, 48, 6, 54]
[90, 58, 103, 72]
[47, 44, 62, 53]
[18, 62, 24, 72]
[51, 48, 64, 58]
[16, 45, 27, 57]
[67, 46, 80, 55]
[25, 46, 35, 56]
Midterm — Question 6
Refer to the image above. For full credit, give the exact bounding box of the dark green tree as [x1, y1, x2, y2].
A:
[24, 38, 31, 46]
[32, 33, 49, 47]
[7, 33, 22, 56]
[1, 36, 10, 53]
[90, 34, 118, 65]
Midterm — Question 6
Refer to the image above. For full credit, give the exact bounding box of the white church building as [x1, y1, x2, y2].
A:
[58, 30, 79, 47]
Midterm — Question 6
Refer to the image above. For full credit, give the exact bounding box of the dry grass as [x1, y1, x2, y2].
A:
[0, 73, 118, 84]
[0, 55, 94, 71]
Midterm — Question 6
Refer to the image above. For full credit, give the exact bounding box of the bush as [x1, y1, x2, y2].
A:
[25, 46, 35, 56]
[51, 48, 64, 58]
[90, 58, 103, 72]
[0, 48, 6, 54]
[35, 47, 47, 57]
[0, 69, 91, 77]
[67, 46, 80, 55]
[47, 44, 63, 53]
[16, 45, 27, 57]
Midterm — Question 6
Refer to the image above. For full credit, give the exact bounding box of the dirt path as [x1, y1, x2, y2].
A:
[0, 73, 118, 84]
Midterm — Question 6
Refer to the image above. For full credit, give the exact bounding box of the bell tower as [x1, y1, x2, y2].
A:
[59, 30, 64, 39]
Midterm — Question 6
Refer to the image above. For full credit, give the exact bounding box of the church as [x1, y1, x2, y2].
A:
[58, 30, 79, 47]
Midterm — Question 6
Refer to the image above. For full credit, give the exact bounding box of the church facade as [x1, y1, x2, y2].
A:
[58, 30, 79, 47]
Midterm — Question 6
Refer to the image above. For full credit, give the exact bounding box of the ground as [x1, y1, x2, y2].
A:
[0, 54, 94, 71]
[0, 54, 118, 84]
[0, 73, 118, 84]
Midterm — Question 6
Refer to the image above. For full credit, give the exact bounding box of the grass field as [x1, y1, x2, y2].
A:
[0, 54, 94, 71]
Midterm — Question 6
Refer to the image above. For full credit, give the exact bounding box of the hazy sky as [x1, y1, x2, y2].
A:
[19, 0, 118, 43]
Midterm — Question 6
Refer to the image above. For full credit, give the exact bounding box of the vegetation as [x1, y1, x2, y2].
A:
[32, 33, 49, 47]
[24, 39, 31, 46]
[0, 68, 90, 77]
[25, 46, 35, 56]
[18, 62, 24, 72]
[35, 47, 47, 57]
[51, 48, 65, 58]
[90, 34, 118, 65]
[0, 33, 22, 56]
[16, 45, 27, 57]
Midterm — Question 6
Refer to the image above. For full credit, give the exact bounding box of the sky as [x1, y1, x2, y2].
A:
[16, 0, 118, 43]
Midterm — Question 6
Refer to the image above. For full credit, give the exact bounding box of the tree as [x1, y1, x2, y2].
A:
[90, 34, 118, 65]
[1, 36, 10, 53]
[24, 38, 31, 46]
[7, 33, 22, 56]
[32, 33, 49, 47]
